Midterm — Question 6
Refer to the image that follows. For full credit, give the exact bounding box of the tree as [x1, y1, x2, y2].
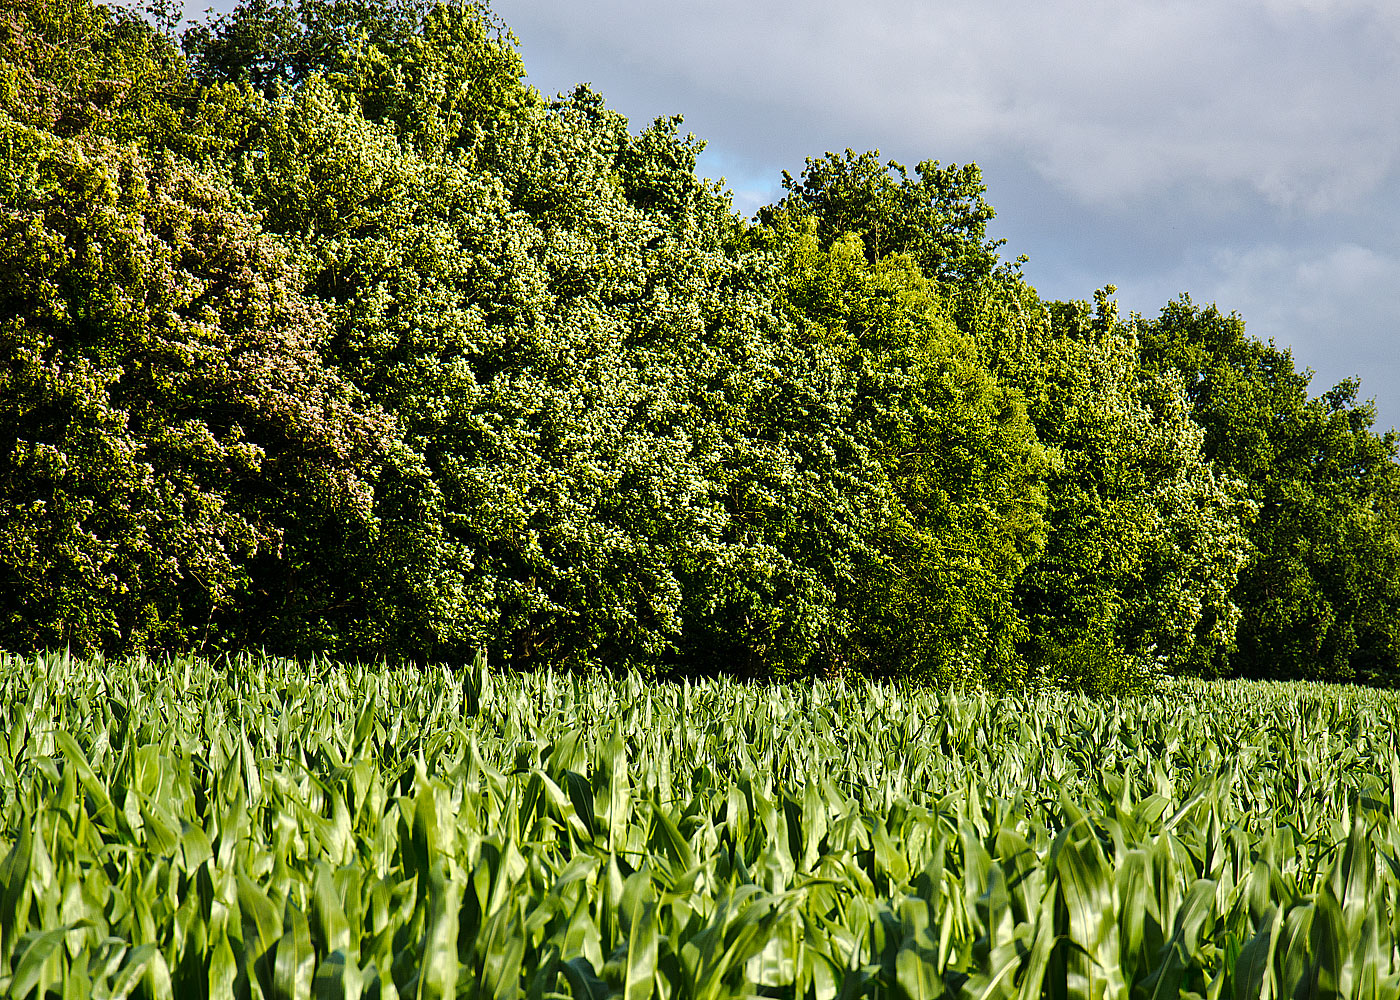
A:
[759, 148, 1002, 285]
[761, 150, 1251, 691]
[769, 220, 1047, 683]
[5, 0, 1321, 689]
[181, 0, 529, 154]
[0, 121, 393, 655]
[0, 0, 191, 147]
[210, 46, 909, 672]
[183, 0, 459, 92]
[1140, 297, 1400, 683]
[974, 288, 1253, 689]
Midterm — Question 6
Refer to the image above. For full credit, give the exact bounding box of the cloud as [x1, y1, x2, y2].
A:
[1206, 243, 1396, 328]
[498, 0, 1400, 214]
[1113, 240, 1400, 428]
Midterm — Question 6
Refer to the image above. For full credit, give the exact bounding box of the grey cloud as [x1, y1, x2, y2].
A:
[1111, 240, 1400, 429]
[498, 0, 1400, 212]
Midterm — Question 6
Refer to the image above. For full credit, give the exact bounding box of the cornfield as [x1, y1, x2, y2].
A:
[4, 651, 1400, 999]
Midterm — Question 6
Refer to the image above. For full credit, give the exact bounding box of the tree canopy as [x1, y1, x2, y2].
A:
[2, 0, 1396, 690]
[1140, 298, 1400, 684]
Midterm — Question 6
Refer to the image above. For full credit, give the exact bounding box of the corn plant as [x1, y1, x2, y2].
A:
[3, 651, 1400, 998]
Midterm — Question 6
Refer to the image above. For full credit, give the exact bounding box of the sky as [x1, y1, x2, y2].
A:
[487, 0, 1400, 432]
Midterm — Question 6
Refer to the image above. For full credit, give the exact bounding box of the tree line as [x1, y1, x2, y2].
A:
[2, 0, 1397, 690]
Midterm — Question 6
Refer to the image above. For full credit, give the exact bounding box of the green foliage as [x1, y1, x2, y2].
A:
[771, 222, 1048, 684]
[4, 0, 1395, 688]
[764, 149, 1251, 692]
[759, 147, 1002, 284]
[182, 0, 531, 153]
[8, 653, 1400, 997]
[0, 0, 190, 147]
[214, 62, 902, 673]
[967, 286, 1254, 687]
[0, 121, 393, 655]
[1140, 297, 1400, 683]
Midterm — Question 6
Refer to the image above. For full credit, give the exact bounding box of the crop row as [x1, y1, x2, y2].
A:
[3, 652, 1400, 998]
